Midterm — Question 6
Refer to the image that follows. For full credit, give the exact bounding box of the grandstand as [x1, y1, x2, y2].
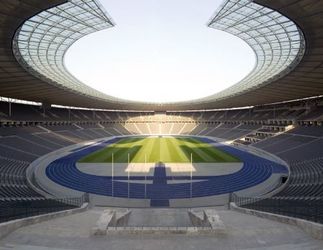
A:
[0, 0, 322, 249]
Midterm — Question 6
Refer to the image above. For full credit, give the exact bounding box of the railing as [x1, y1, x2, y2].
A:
[231, 193, 323, 224]
[0, 194, 88, 223]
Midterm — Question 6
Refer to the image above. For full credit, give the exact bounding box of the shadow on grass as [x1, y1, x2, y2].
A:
[179, 145, 239, 163]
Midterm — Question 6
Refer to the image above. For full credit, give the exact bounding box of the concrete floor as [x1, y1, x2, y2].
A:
[127, 208, 192, 227]
[0, 207, 322, 250]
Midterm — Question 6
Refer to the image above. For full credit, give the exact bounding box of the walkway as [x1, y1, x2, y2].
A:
[0, 207, 322, 250]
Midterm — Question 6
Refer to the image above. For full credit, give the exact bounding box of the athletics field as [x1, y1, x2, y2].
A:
[79, 136, 240, 163]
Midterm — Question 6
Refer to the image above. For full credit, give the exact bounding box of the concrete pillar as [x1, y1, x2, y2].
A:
[8, 99, 12, 117]
[41, 102, 51, 117]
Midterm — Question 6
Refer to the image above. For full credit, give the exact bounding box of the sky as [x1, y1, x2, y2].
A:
[65, 0, 255, 103]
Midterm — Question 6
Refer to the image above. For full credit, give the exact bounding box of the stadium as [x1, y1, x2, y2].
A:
[0, 0, 322, 249]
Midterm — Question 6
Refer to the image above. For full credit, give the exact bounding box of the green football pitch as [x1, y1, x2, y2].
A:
[79, 137, 240, 163]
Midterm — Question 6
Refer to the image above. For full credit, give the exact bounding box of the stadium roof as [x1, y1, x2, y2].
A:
[0, 0, 322, 111]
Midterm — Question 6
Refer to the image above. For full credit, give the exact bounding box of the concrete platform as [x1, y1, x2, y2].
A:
[0, 207, 322, 250]
[127, 208, 192, 227]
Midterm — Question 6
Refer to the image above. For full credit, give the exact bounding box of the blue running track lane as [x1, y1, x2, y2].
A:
[45, 137, 288, 203]
[150, 162, 169, 207]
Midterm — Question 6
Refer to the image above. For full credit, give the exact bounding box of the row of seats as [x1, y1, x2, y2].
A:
[288, 158, 323, 185]
[1, 98, 322, 123]
[0, 199, 79, 223]
[241, 198, 322, 223]
[273, 158, 323, 201]
[244, 130, 323, 222]
[0, 125, 131, 203]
